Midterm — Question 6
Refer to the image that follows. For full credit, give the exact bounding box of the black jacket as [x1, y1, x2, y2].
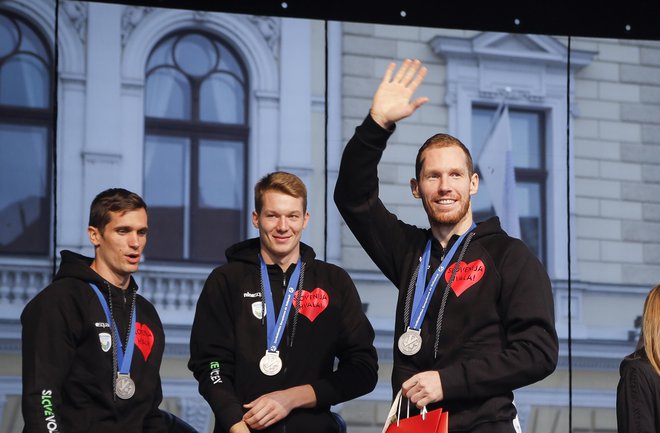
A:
[188, 238, 378, 433]
[617, 349, 660, 433]
[21, 250, 167, 433]
[334, 114, 558, 432]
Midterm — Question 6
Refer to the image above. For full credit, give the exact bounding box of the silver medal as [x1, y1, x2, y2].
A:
[115, 373, 136, 399]
[398, 328, 422, 356]
[259, 351, 282, 376]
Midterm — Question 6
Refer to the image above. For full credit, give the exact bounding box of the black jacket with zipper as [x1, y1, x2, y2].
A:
[188, 238, 378, 433]
[334, 114, 558, 432]
[21, 250, 167, 433]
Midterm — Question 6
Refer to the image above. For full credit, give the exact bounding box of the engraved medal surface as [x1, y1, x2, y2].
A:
[398, 328, 422, 356]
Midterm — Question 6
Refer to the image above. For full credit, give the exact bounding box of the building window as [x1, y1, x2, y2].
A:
[143, 31, 249, 263]
[472, 105, 547, 261]
[0, 11, 52, 256]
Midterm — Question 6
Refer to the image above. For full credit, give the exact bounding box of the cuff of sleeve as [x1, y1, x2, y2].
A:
[216, 404, 245, 433]
[355, 113, 396, 151]
[310, 380, 334, 409]
[438, 365, 466, 401]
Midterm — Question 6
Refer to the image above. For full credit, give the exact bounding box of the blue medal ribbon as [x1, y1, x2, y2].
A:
[409, 223, 476, 330]
[259, 256, 302, 353]
[89, 283, 136, 375]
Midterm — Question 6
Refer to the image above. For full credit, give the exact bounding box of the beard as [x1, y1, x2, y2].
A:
[422, 194, 471, 226]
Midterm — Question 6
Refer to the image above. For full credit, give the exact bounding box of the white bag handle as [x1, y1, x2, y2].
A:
[381, 389, 429, 433]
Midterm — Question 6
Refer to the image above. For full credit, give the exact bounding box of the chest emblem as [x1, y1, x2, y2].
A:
[292, 288, 329, 322]
[252, 301, 265, 320]
[98, 332, 112, 352]
[135, 322, 154, 361]
[445, 260, 485, 297]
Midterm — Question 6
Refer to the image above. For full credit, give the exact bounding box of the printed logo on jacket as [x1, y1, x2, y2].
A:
[445, 260, 485, 296]
[293, 288, 329, 322]
[97, 322, 155, 360]
[249, 288, 330, 322]
[135, 322, 154, 361]
[41, 390, 59, 432]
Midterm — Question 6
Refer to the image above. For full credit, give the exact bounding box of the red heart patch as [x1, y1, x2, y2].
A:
[134, 322, 154, 361]
[292, 288, 329, 322]
[444, 260, 485, 297]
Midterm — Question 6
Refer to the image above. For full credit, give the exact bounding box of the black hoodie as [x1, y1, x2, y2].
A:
[21, 250, 167, 433]
[334, 114, 558, 432]
[188, 238, 378, 433]
[616, 348, 660, 433]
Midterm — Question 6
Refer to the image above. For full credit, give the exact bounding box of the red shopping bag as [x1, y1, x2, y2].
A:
[382, 390, 448, 433]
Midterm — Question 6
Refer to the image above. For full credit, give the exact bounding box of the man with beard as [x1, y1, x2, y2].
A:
[334, 59, 558, 433]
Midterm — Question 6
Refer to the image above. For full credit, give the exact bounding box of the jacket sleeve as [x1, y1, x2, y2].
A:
[334, 114, 425, 284]
[616, 359, 657, 433]
[21, 289, 75, 433]
[188, 269, 245, 432]
[143, 308, 169, 433]
[142, 377, 168, 432]
[309, 267, 379, 407]
[439, 243, 559, 400]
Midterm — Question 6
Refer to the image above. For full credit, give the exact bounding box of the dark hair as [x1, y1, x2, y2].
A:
[254, 172, 307, 214]
[414, 133, 475, 180]
[88, 188, 147, 233]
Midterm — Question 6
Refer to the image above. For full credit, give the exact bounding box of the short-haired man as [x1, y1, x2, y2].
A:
[189, 171, 378, 433]
[22, 188, 168, 432]
[334, 60, 558, 432]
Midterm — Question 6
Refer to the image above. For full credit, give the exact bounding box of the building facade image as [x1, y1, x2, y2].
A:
[1, 1, 660, 432]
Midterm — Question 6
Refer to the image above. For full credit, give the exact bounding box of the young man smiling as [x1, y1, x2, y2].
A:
[21, 188, 168, 432]
[189, 171, 378, 433]
[334, 60, 558, 433]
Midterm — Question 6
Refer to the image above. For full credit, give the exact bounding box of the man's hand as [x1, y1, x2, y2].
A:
[370, 59, 429, 130]
[229, 420, 251, 433]
[242, 385, 316, 430]
[402, 371, 443, 409]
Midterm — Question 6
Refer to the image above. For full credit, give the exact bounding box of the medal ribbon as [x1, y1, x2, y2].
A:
[259, 256, 302, 353]
[89, 283, 136, 375]
[409, 223, 476, 330]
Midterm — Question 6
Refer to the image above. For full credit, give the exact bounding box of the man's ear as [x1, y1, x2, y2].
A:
[251, 210, 259, 229]
[469, 172, 479, 196]
[88, 226, 101, 247]
[410, 178, 421, 199]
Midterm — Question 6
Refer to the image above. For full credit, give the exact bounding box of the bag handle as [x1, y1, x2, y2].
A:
[381, 389, 429, 432]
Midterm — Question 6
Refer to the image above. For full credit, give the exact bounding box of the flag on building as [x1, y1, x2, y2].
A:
[477, 106, 522, 238]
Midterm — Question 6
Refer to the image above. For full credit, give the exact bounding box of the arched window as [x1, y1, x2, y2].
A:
[143, 31, 249, 263]
[0, 11, 52, 256]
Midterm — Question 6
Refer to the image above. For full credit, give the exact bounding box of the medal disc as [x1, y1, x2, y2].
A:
[259, 351, 282, 376]
[398, 328, 422, 356]
[115, 373, 136, 399]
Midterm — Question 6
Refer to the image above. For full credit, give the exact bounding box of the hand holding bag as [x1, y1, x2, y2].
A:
[382, 389, 448, 433]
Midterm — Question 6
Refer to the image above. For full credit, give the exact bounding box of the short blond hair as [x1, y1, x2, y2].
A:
[254, 172, 307, 214]
[643, 284, 660, 376]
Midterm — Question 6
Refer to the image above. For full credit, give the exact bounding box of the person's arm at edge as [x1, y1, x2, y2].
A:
[188, 270, 245, 432]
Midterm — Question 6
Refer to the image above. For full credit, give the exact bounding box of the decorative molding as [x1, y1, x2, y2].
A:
[121, 6, 154, 47]
[248, 16, 280, 58]
[61, 0, 88, 45]
[478, 87, 545, 103]
[192, 10, 209, 22]
[81, 151, 122, 164]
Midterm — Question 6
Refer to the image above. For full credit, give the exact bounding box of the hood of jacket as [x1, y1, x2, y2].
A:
[53, 249, 138, 290]
[225, 237, 317, 266]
